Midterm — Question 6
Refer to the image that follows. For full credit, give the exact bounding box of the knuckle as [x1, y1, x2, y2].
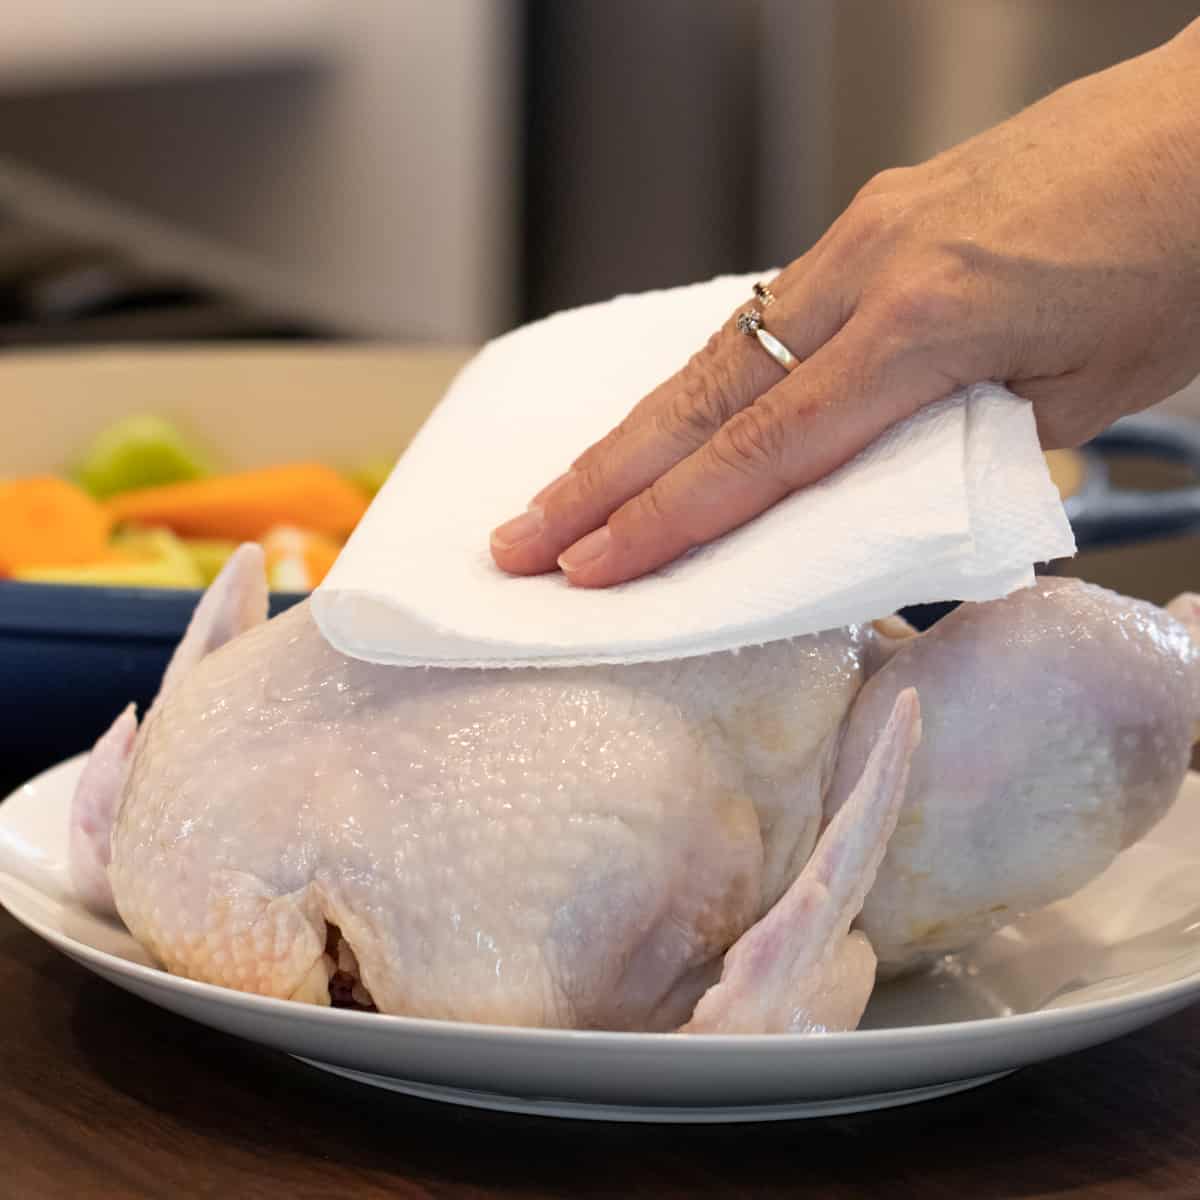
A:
[709, 405, 787, 478]
[858, 167, 909, 198]
[606, 412, 641, 448]
[561, 461, 601, 509]
[609, 479, 700, 562]
[613, 480, 679, 543]
[547, 457, 626, 522]
[657, 331, 741, 444]
[877, 269, 970, 336]
[837, 191, 906, 256]
[848, 194, 890, 241]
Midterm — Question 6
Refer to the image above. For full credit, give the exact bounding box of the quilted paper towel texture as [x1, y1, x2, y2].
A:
[313, 272, 1076, 667]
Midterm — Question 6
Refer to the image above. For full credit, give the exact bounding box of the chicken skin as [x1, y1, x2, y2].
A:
[72, 549, 1200, 1033]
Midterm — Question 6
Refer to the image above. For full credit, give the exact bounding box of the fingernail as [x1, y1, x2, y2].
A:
[491, 507, 544, 550]
[558, 526, 611, 573]
[531, 469, 575, 507]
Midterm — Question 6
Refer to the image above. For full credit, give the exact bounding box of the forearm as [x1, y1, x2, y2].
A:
[1152, 18, 1200, 305]
[1159, 15, 1200, 207]
[1166, 13, 1200, 216]
[1019, 19, 1200, 300]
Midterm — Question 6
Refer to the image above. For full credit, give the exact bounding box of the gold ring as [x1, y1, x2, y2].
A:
[752, 281, 777, 307]
[735, 308, 800, 372]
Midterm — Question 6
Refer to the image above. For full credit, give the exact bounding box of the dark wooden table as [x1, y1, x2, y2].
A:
[3, 903, 1200, 1198]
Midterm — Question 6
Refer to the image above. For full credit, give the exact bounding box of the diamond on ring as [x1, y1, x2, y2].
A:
[736, 309, 763, 336]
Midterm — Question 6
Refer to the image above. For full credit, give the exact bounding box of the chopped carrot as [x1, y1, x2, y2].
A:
[0, 477, 113, 573]
[96, 546, 142, 565]
[303, 532, 342, 587]
[105, 464, 370, 542]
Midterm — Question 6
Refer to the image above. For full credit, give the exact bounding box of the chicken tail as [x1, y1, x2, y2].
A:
[67, 545, 269, 916]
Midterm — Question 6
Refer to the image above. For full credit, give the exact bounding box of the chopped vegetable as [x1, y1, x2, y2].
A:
[13, 556, 205, 589]
[105, 464, 370, 541]
[0, 477, 113, 574]
[2, 414, 382, 593]
[347, 459, 395, 499]
[19, 527, 205, 589]
[75, 414, 214, 499]
[111, 527, 207, 587]
[262, 526, 343, 591]
[181, 538, 239, 586]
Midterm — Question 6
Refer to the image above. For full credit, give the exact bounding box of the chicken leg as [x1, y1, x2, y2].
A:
[828, 578, 1200, 975]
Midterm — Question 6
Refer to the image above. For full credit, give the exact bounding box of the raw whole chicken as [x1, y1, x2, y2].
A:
[71, 547, 1200, 1034]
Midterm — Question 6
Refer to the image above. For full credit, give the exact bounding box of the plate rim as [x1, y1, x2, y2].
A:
[291, 1058, 1019, 1122]
[4, 753, 1200, 1056]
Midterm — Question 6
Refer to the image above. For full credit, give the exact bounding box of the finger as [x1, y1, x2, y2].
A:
[493, 277, 793, 575]
[491, 262, 851, 576]
[556, 321, 935, 587]
[566, 321, 771, 481]
[564, 267, 803, 481]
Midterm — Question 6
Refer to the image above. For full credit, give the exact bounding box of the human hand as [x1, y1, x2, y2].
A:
[491, 19, 1200, 588]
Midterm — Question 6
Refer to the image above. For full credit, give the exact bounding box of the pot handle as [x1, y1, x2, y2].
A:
[1066, 412, 1200, 549]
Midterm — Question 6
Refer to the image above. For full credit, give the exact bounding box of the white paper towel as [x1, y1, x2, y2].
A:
[313, 272, 1075, 668]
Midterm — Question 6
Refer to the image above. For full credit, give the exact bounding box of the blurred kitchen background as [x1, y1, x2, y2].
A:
[1, 0, 1198, 603]
[0, 0, 1195, 347]
[3, 0, 1200, 789]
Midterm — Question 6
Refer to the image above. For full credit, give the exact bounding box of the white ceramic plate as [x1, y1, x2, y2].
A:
[4, 758, 1200, 1124]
